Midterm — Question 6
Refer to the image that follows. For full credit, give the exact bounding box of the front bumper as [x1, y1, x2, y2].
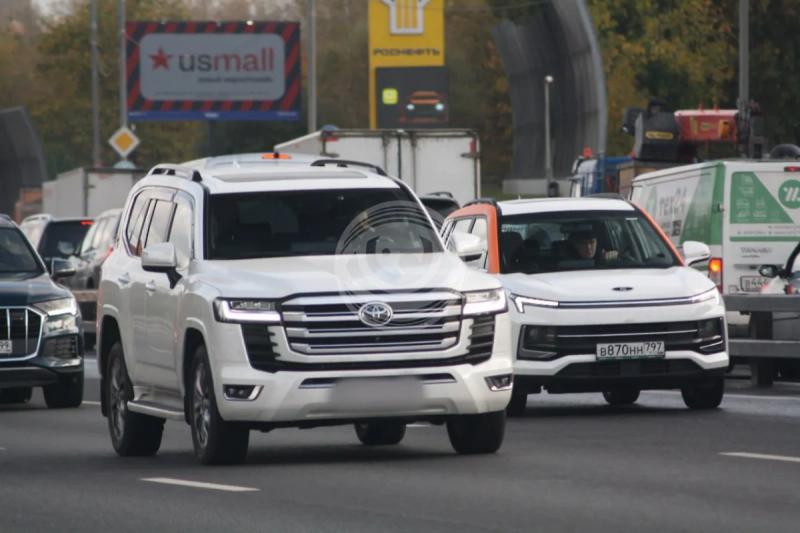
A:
[207, 314, 513, 423]
[0, 333, 84, 388]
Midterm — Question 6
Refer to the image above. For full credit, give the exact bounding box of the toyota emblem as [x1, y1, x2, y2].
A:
[612, 287, 633, 292]
[358, 302, 393, 327]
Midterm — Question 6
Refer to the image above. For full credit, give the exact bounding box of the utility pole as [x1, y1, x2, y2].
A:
[90, 0, 101, 167]
[308, 0, 317, 133]
[544, 75, 554, 191]
[738, 0, 750, 157]
[119, 0, 127, 133]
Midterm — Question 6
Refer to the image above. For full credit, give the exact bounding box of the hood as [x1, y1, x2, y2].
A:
[501, 267, 716, 303]
[197, 253, 499, 298]
[0, 274, 72, 307]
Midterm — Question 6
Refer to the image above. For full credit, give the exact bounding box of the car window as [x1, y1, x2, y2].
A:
[99, 214, 120, 250]
[499, 210, 679, 274]
[169, 197, 193, 269]
[39, 220, 92, 260]
[0, 227, 43, 279]
[126, 192, 151, 254]
[20, 221, 44, 247]
[208, 188, 441, 259]
[144, 200, 175, 248]
[445, 217, 473, 251]
[468, 217, 488, 269]
[79, 221, 100, 256]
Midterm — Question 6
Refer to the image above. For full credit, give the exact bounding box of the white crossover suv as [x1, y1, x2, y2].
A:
[442, 197, 729, 415]
[97, 157, 512, 464]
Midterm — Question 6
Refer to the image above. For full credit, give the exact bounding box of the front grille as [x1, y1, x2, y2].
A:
[557, 359, 702, 378]
[41, 335, 80, 359]
[520, 319, 725, 360]
[0, 308, 43, 359]
[281, 291, 463, 355]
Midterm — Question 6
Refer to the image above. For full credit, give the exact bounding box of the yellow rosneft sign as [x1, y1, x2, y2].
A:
[369, 0, 445, 127]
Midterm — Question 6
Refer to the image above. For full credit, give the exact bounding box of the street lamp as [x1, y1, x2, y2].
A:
[544, 75, 554, 194]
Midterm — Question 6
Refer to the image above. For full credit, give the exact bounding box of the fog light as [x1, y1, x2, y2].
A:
[223, 385, 262, 401]
[698, 318, 722, 339]
[485, 374, 513, 391]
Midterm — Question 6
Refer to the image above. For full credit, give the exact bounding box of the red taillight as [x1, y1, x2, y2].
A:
[708, 257, 723, 291]
[81, 220, 93, 226]
[786, 284, 799, 295]
[784, 166, 800, 172]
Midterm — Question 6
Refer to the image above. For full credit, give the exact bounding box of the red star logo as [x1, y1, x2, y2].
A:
[150, 47, 172, 70]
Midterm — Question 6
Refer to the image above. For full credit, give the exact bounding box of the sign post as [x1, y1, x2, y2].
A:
[368, 0, 447, 129]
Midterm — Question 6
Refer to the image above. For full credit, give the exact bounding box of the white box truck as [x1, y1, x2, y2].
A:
[631, 160, 800, 332]
[274, 129, 481, 206]
[43, 167, 144, 217]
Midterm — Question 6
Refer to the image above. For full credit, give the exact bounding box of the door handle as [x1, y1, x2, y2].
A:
[117, 273, 131, 286]
[145, 281, 157, 293]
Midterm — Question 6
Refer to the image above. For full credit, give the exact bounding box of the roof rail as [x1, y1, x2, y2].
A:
[464, 197, 498, 208]
[310, 158, 387, 176]
[149, 164, 203, 182]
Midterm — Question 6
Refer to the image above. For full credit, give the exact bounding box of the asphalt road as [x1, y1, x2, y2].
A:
[1, 359, 799, 533]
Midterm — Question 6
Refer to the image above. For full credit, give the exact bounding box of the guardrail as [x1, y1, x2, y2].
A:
[724, 294, 800, 386]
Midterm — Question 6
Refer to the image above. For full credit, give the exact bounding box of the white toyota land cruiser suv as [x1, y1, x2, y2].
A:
[97, 158, 512, 464]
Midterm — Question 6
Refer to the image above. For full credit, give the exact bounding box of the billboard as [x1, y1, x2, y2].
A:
[368, 0, 446, 128]
[126, 21, 300, 122]
[375, 66, 448, 128]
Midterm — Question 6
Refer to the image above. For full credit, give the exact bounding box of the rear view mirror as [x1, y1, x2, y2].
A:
[682, 240, 711, 267]
[51, 258, 76, 279]
[142, 242, 178, 272]
[449, 231, 486, 263]
[759, 264, 781, 278]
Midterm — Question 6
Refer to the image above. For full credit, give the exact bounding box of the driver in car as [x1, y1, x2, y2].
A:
[567, 230, 619, 262]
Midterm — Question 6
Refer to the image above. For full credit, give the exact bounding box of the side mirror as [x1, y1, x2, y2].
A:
[142, 242, 182, 288]
[51, 258, 76, 279]
[450, 231, 486, 263]
[682, 240, 711, 267]
[759, 264, 782, 278]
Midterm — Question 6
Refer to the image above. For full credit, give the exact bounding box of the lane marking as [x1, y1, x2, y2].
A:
[645, 390, 800, 402]
[142, 478, 259, 492]
[720, 452, 800, 464]
[82, 401, 102, 406]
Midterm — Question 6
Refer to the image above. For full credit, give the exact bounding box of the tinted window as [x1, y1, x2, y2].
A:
[98, 214, 120, 250]
[208, 188, 441, 259]
[144, 200, 175, 248]
[126, 193, 151, 253]
[499, 210, 679, 274]
[39, 221, 92, 260]
[0, 228, 42, 278]
[169, 199, 193, 269]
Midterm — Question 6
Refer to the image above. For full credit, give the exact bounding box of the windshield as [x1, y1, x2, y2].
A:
[208, 188, 442, 260]
[0, 228, 43, 278]
[499, 210, 679, 274]
[39, 220, 92, 260]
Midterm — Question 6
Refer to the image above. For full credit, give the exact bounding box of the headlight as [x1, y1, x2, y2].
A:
[690, 288, 720, 304]
[510, 294, 559, 313]
[35, 297, 78, 317]
[406, 103, 415, 111]
[435, 102, 445, 111]
[463, 288, 507, 316]
[214, 299, 281, 324]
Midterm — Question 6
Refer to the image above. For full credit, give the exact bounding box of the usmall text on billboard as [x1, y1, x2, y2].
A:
[126, 21, 300, 122]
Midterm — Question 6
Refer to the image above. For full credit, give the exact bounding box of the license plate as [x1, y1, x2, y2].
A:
[740, 276, 768, 292]
[0, 340, 11, 354]
[596, 341, 665, 360]
[330, 377, 424, 413]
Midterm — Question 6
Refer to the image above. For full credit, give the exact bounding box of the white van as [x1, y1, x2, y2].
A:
[631, 161, 800, 332]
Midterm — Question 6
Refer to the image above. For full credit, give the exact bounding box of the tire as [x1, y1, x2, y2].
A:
[682, 378, 724, 410]
[447, 411, 506, 455]
[602, 388, 640, 406]
[106, 342, 164, 456]
[190, 346, 249, 465]
[0, 387, 32, 404]
[43, 370, 84, 408]
[506, 389, 528, 417]
[354, 421, 406, 446]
